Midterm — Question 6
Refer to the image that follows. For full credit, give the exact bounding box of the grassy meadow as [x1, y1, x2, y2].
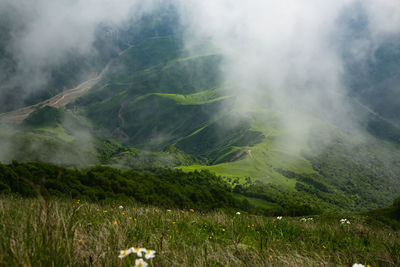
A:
[0, 196, 399, 266]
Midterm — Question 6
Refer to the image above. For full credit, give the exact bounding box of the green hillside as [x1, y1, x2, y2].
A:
[1, 10, 399, 214]
[66, 33, 400, 212]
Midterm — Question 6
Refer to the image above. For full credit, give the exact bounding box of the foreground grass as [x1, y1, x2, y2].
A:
[0, 197, 399, 266]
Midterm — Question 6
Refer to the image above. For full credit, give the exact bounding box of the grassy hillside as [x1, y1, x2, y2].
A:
[0, 107, 98, 166]
[0, 196, 398, 266]
[66, 32, 400, 212]
[1, 10, 399, 215]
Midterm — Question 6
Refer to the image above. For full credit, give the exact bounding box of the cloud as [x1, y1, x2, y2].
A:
[0, 0, 159, 108]
[176, 0, 400, 147]
[1, 0, 399, 164]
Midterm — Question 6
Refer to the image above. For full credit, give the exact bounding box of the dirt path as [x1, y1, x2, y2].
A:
[0, 45, 132, 124]
[113, 100, 130, 141]
[354, 98, 400, 130]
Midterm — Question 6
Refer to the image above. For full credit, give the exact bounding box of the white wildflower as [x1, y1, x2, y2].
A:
[118, 248, 133, 259]
[352, 264, 365, 267]
[236, 212, 241, 215]
[144, 249, 156, 259]
[340, 219, 351, 224]
[135, 258, 148, 267]
[131, 247, 146, 257]
[276, 216, 282, 220]
[300, 218, 307, 222]
[118, 205, 124, 209]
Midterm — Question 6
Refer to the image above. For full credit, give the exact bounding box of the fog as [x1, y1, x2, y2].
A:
[0, 0, 159, 108]
[177, 0, 400, 148]
[0, 0, 400, 163]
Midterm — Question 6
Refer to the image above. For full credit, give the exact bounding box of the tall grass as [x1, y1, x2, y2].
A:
[0, 196, 398, 266]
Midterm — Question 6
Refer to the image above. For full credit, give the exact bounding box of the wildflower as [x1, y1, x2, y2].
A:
[119, 248, 133, 259]
[340, 219, 351, 224]
[209, 236, 212, 239]
[144, 249, 156, 259]
[129, 217, 132, 220]
[322, 245, 326, 249]
[78, 239, 82, 243]
[135, 258, 148, 267]
[134, 218, 137, 222]
[269, 255, 273, 259]
[190, 209, 194, 213]
[119, 206, 124, 209]
[132, 247, 146, 257]
[172, 221, 176, 224]
[352, 264, 365, 267]
[181, 210, 185, 214]
[122, 212, 126, 215]
[113, 221, 117, 226]
[103, 210, 108, 213]
[167, 209, 172, 212]
[300, 218, 307, 222]
[248, 225, 251, 228]
[236, 212, 241, 215]
[276, 216, 282, 220]
[222, 228, 225, 232]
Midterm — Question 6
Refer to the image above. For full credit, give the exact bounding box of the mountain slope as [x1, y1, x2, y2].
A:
[1, 8, 400, 213]
[69, 32, 400, 211]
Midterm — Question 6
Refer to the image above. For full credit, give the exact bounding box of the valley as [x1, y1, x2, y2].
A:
[0, 1, 400, 266]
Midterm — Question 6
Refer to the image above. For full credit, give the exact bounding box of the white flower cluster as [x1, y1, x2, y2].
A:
[276, 216, 283, 220]
[300, 217, 313, 222]
[340, 218, 351, 225]
[118, 247, 156, 266]
[352, 264, 365, 267]
[236, 212, 241, 215]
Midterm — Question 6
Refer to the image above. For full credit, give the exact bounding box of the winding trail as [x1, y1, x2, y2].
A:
[113, 101, 129, 141]
[0, 45, 133, 124]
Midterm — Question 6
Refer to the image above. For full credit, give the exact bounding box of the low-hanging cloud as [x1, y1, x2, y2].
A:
[176, 0, 400, 148]
[0, 0, 159, 108]
[1, 0, 400, 165]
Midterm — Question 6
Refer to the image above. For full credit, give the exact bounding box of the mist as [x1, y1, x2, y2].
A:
[0, 0, 159, 110]
[1, 0, 400, 164]
[175, 0, 400, 150]
[0, 0, 161, 164]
